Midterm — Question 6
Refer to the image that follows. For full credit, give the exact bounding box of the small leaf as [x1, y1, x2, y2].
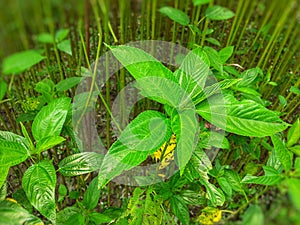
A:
[159, 6, 190, 26]
[83, 177, 101, 210]
[0, 80, 7, 101]
[271, 134, 292, 171]
[193, 0, 211, 6]
[201, 131, 230, 149]
[203, 46, 223, 72]
[202, 181, 225, 206]
[243, 205, 264, 225]
[55, 29, 69, 42]
[205, 6, 235, 21]
[58, 152, 103, 176]
[219, 46, 234, 63]
[88, 212, 112, 224]
[2, 50, 45, 75]
[58, 184, 67, 196]
[287, 119, 300, 147]
[170, 195, 190, 225]
[35, 136, 65, 153]
[56, 77, 83, 92]
[57, 39, 72, 55]
[56, 207, 85, 225]
[290, 86, 300, 95]
[22, 160, 56, 223]
[217, 177, 232, 197]
[237, 68, 261, 87]
[278, 95, 287, 107]
[35, 33, 54, 44]
[32, 97, 71, 141]
[205, 37, 221, 47]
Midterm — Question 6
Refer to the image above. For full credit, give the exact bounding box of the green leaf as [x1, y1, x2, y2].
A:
[0, 139, 28, 167]
[58, 184, 67, 196]
[289, 145, 300, 155]
[271, 134, 292, 171]
[170, 195, 190, 225]
[36, 32, 54, 44]
[174, 47, 210, 98]
[98, 110, 172, 188]
[193, 0, 212, 6]
[217, 177, 232, 197]
[22, 160, 56, 223]
[57, 39, 72, 55]
[109, 45, 175, 81]
[20, 122, 34, 152]
[0, 166, 9, 189]
[56, 207, 85, 225]
[55, 29, 69, 42]
[202, 181, 225, 206]
[58, 152, 103, 176]
[196, 94, 288, 137]
[203, 46, 223, 72]
[174, 109, 199, 172]
[218, 46, 234, 63]
[35, 136, 65, 153]
[159, 7, 190, 26]
[286, 178, 300, 211]
[2, 50, 45, 75]
[287, 118, 300, 147]
[0, 201, 43, 225]
[88, 212, 112, 224]
[194, 79, 241, 105]
[241, 166, 282, 185]
[56, 77, 83, 92]
[290, 86, 300, 95]
[205, 37, 221, 47]
[83, 176, 100, 210]
[243, 205, 264, 225]
[205, 6, 235, 21]
[200, 131, 230, 149]
[278, 95, 287, 107]
[0, 131, 29, 149]
[237, 68, 261, 87]
[32, 97, 71, 141]
[0, 80, 7, 101]
[223, 169, 243, 192]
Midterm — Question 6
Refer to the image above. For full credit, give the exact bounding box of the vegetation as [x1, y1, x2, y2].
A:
[0, 0, 299, 224]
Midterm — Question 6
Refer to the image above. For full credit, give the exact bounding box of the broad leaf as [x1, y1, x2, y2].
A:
[35, 136, 65, 153]
[83, 176, 101, 210]
[200, 131, 229, 149]
[217, 177, 232, 197]
[242, 205, 264, 225]
[88, 212, 112, 224]
[271, 134, 292, 171]
[237, 68, 261, 87]
[223, 169, 243, 192]
[58, 152, 103, 176]
[98, 110, 172, 188]
[0, 139, 28, 167]
[170, 195, 190, 225]
[109, 45, 175, 82]
[159, 7, 190, 26]
[174, 47, 210, 98]
[0, 201, 43, 225]
[56, 77, 83, 92]
[22, 160, 56, 223]
[241, 166, 282, 185]
[205, 6, 235, 21]
[2, 50, 45, 75]
[32, 97, 71, 141]
[203, 46, 223, 72]
[0, 131, 29, 149]
[56, 207, 85, 225]
[196, 94, 288, 137]
[205, 37, 221, 47]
